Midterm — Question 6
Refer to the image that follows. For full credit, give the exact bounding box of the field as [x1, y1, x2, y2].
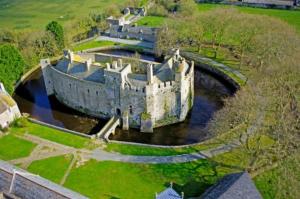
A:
[0, 0, 123, 30]
[198, 3, 300, 33]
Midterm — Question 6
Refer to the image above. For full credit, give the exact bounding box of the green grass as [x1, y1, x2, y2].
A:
[73, 40, 116, 52]
[105, 142, 221, 156]
[0, 0, 124, 30]
[64, 159, 234, 199]
[11, 122, 94, 149]
[136, 16, 166, 27]
[27, 154, 73, 183]
[198, 3, 300, 33]
[0, 134, 36, 160]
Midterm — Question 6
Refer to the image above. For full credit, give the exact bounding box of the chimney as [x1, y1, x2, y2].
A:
[118, 59, 123, 68]
[85, 58, 92, 71]
[106, 63, 110, 69]
[68, 51, 74, 63]
[147, 64, 153, 84]
[112, 61, 118, 69]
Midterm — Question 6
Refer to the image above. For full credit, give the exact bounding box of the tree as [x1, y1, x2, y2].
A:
[46, 21, 64, 49]
[0, 44, 25, 94]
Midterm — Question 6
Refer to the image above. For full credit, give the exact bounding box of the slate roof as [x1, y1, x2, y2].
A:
[156, 187, 182, 199]
[201, 172, 262, 199]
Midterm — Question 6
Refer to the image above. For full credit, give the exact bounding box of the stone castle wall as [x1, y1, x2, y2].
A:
[41, 50, 194, 132]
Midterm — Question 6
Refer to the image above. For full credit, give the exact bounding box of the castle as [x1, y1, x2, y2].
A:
[41, 49, 194, 133]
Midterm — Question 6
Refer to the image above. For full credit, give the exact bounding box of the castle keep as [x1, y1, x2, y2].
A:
[41, 49, 194, 132]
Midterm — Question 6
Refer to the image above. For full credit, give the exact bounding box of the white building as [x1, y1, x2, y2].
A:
[0, 83, 21, 128]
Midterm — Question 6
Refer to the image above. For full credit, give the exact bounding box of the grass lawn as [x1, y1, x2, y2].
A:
[198, 3, 300, 33]
[105, 142, 221, 156]
[10, 122, 95, 149]
[64, 159, 234, 199]
[73, 39, 151, 52]
[0, 0, 124, 30]
[0, 134, 36, 160]
[28, 154, 73, 184]
[73, 40, 116, 52]
[136, 16, 166, 27]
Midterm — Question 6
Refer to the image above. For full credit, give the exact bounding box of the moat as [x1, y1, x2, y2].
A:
[13, 50, 234, 145]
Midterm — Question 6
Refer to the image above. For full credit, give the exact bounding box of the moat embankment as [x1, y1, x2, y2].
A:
[13, 49, 234, 145]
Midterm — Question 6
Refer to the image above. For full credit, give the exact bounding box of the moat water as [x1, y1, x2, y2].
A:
[13, 50, 234, 145]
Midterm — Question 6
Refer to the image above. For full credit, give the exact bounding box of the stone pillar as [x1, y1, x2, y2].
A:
[147, 64, 153, 84]
[122, 111, 129, 130]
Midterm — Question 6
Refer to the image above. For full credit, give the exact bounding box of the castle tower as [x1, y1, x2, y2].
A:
[40, 59, 54, 96]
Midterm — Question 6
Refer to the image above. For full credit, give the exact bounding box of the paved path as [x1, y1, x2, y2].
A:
[88, 143, 239, 164]
[96, 36, 154, 49]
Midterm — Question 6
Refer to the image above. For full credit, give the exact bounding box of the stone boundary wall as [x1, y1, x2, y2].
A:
[0, 160, 88, 199]
[28, 118, 93, 139]
[82, 45, 155, 55]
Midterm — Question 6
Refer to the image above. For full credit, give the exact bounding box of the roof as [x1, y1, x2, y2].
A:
[156, 187, 182, 199]
[201, 172, 262, 199]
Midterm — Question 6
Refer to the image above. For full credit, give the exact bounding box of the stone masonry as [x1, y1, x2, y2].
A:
[41, 49, 194, 133]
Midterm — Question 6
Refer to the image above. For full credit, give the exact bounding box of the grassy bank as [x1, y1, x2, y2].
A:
[10, 121, 96, 149]
[105, 142, 221, 156]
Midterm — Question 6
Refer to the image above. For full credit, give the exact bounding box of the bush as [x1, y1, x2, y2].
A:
[11, 117, 28, 128]
[0, 44, 25, 94]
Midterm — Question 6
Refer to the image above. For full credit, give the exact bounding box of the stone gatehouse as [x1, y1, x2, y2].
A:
[41, 49, 194, 133]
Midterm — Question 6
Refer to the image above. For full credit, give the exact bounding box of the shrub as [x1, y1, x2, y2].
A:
[11, 117, 28, 128]
[0, 44, 25, 94]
